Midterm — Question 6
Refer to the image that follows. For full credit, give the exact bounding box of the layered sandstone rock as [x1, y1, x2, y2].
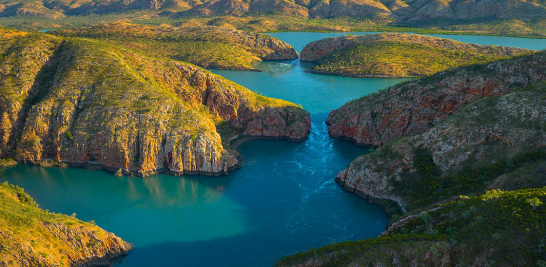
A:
[326, 51, 546, 147]
[336, 81, 546, 207]
[0, 182, 132, 267]
[0, 28, 310, 176]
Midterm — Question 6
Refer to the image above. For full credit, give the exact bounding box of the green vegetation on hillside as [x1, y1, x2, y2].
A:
[2, 14, 546, 38]
[0, 181, 131, 266]
[0, 27, 308, 176]
[394, 148, 546, 209]
[51, 22, 297, 71]
[278, 187, 546, 266]
[308, 34, 533, 78]
[279, 60, 546, 265]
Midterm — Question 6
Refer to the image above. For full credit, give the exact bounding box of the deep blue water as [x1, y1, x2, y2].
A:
[1, 32, 546, 267]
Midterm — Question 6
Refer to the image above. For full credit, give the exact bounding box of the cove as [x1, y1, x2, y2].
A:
[2, 33, 546, 267]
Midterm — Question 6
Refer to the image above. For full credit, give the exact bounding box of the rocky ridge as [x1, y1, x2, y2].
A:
[300, 33, 532, 78]
[0, 28, 310, 176]
[52, 22, 299, 71]
[2, 0, 546, 24]
[0, 182, 132, 267]
[336, 81, 546, 209]
[326, 50, 546, 147]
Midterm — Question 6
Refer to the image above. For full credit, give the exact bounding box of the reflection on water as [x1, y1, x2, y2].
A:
[2, 32, 546, 267]
[0, 166, 248, 246]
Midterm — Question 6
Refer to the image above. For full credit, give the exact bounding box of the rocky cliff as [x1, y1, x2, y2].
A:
[326, 50, 546, 147]
[0, 182, 132, 267]
[300, 33, 532, 78]
[52, 22, 299, 71]
[336, 81, 546, 210]
[0, 28, 310, 176]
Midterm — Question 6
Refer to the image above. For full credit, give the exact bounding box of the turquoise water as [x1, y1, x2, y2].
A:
[2, 33, 546, 267]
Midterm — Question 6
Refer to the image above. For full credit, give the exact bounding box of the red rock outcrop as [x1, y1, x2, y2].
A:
[336, 81, 546, 208]
[0, 29, 310, 177]
[326, 51, 546, 147]
[0, 182, 132, 267]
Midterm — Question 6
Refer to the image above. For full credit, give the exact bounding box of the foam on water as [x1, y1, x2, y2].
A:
[2, 32, 546, 267]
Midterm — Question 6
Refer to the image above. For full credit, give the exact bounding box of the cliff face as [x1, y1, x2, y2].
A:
[0, 29, 310, 176]
[0, 182, 131, 267]
[326, 51, 546, 147]
[52, 23, 299, 71]
[336, 81, 546, 209]
[300, 33, 532, 78]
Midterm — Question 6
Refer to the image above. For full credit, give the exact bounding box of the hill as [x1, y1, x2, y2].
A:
[1, 0, 546, 25]
[0, 181, 131, 266]
[51, 22, 299, 71]
[0, 27, 310, 176]
[300, 33, 533, 78]
[278, 63, 546, 267]
[326, 50, 546, 146]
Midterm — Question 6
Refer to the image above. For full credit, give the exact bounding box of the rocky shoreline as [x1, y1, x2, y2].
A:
[0, 183, 133, 267]
[334, 176, 406, 213]
[326, 50, 546, 147]
[12, 129, 312, 177]
[0, 28, 311, 178]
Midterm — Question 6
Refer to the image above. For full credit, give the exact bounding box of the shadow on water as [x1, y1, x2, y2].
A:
[0, 107, 389, 267]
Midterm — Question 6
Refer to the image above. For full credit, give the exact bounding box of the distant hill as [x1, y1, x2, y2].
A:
[51, 22, 299, 71]
[300, 33, 533, 78]
[1, 0, 546, 24]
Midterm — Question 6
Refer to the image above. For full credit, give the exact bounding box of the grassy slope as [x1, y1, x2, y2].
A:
[0, 181, 131, 267]
[50, 22, 295, 71]
[311, 34, 533, 77]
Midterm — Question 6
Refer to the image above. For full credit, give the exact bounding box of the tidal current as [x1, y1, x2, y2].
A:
[1, 32, 546, 267]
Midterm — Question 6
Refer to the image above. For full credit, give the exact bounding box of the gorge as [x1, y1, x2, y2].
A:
[2, 31, 546, 266]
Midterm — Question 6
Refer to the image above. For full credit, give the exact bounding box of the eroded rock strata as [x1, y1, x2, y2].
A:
[336, 81, 546, 209]
[0, 28, 310, 176]
[326, 51, 546, 147]
[0, 182, 132, 267]
[278, 80, 546, 267]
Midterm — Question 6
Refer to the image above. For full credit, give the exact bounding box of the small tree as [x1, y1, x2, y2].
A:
[527, 197, 543, 210]
[66, 131, 73, 140]
[420, 212, 432, 228]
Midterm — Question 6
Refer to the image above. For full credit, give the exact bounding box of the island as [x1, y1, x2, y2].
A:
[300, 33, 532, 78]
